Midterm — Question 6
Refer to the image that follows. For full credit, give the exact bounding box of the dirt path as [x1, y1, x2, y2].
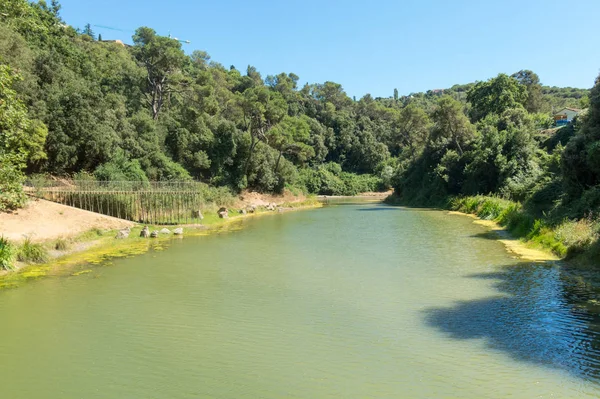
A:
[0, 199, 134, 243]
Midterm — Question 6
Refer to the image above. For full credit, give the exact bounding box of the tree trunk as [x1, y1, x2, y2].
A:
[274, 151, 283, 173]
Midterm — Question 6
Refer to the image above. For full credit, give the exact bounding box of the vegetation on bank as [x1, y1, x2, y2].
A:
[1, 1, 599, 268]
[0, 197, 321, 273]
[0, 0, 592, 212]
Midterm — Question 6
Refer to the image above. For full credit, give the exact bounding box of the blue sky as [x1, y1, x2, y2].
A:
[58, 0, 600, 98]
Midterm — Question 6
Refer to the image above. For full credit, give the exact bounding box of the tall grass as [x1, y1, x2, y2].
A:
[451, 195, 600, 260]
[37, 180, 236, 225]
[17, 237, 49, 264]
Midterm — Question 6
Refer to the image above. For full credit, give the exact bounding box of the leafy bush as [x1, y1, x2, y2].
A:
[0, 157, 27, 212]
[94, 151, 149, 182]
[17, 237, 49, 264]
[297, 164, 383, 196]
[0, 236, 15, 271]
[198, 184, 236, 207]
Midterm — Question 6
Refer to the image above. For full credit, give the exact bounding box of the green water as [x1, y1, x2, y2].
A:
[2, 202, 600, 398]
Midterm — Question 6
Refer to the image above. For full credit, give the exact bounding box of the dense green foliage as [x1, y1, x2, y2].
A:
[389, 69, 600, 262]
[1, 0, 591, 202]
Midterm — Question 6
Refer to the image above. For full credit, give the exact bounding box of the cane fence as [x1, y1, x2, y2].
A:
[27, 180, 210, 225]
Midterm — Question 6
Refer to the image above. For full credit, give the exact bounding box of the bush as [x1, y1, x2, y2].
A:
[0, 236, 15, 271]
[94, 151, 149, 182]
[198, 184, 236, 207]
[297, 164, 383, 196]
[0, 157, 27, 212]
[17, 237, 49, 264]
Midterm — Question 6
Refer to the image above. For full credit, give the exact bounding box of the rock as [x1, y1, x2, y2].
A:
[246, 205, 256, 214]
[160, 228, 171, 234]
[266, 203, 277, 211]
[191, 210, 204, 220]
[150, 230, 159, 238]
[140, 226, 150, 238]
[218, 207, 229, 219]
[239, 209, 247, 215]
[115, 228, 130, 239]
[277, 207, 284, 213]
[173, 228, 184, 235]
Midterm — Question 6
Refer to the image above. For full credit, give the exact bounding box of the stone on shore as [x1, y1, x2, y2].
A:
[115, 228, 130, 239]
[140, 226, 150, 238]
[218, 207, 229, 219]
[192, 210, 204, 220]
[160, 228, 172, 234]
[150, 230, 159, 238]
[173, 228, 184, 235]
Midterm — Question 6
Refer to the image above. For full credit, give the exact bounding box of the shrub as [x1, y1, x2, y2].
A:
[0, 157, 27, 212]
[17, 237, 49, 264]
[0, 236, 15, 271]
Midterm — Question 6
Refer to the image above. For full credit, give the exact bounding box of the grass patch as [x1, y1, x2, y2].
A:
[17, 237, 49, 264]
[54, 237, 70, 251]
[450, 195, 600, 261]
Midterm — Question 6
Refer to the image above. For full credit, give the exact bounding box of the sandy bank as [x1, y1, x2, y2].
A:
[446, 210, 559, 262]
[0, 199, 135, 243]
[0, 193, 321, 283]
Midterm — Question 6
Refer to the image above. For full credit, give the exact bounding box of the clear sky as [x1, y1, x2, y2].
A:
[57, 0, 600, 98]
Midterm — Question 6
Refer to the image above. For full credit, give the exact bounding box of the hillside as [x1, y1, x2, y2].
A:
[1, 0, 599, 265]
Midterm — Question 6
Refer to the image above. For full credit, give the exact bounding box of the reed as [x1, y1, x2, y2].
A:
[33, 180, 235, 225]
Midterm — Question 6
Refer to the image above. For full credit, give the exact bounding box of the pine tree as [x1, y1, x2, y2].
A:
[83, 23, 95, 40]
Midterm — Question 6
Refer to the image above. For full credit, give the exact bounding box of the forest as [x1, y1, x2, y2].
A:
[1, 0, 599, 248]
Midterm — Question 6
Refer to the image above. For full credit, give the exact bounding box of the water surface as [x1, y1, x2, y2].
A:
[2, 202, 600, 398]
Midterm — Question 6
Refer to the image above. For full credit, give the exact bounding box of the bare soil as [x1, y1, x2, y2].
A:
[0, 191, 310, 243]
[0, 199, 134, 243]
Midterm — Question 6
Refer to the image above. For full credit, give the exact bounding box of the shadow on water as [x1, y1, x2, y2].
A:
[424, 261, 600, 382]
[470, 231, 503, 240]
[356, 206, 404, 212]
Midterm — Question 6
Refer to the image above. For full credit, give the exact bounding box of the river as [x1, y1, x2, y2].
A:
[2, 201, 600, 398]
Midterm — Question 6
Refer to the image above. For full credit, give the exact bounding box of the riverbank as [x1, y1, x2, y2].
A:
[0, 193, 321, 287]
[386, 193, 599, 265]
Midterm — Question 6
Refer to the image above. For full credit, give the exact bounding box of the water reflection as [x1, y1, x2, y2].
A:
[424, 262, 600, 381]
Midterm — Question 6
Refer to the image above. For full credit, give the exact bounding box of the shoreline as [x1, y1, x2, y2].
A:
[445, 210, 559, 262]
[0, 198, 322, 289]
[385, 194, 562, 263]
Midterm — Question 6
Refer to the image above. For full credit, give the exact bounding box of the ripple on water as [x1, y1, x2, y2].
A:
[2, 204, 600, 398]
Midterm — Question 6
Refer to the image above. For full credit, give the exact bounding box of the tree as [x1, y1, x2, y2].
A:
[0, 65, 47, 165]
[132, 27, 188, 119]
[562, 73, 600, 195]
[266, 116, 314, 172]
[467, 73, 527, 121]
[394, 88, 399, 102]
[430, 96, 476, 155]
[512, 70, 543, 113]
[393, 103, 431, 159]
[82, 23, 95, 40]
[239, 87, 287, 180]
[0, 65, 47, 210]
